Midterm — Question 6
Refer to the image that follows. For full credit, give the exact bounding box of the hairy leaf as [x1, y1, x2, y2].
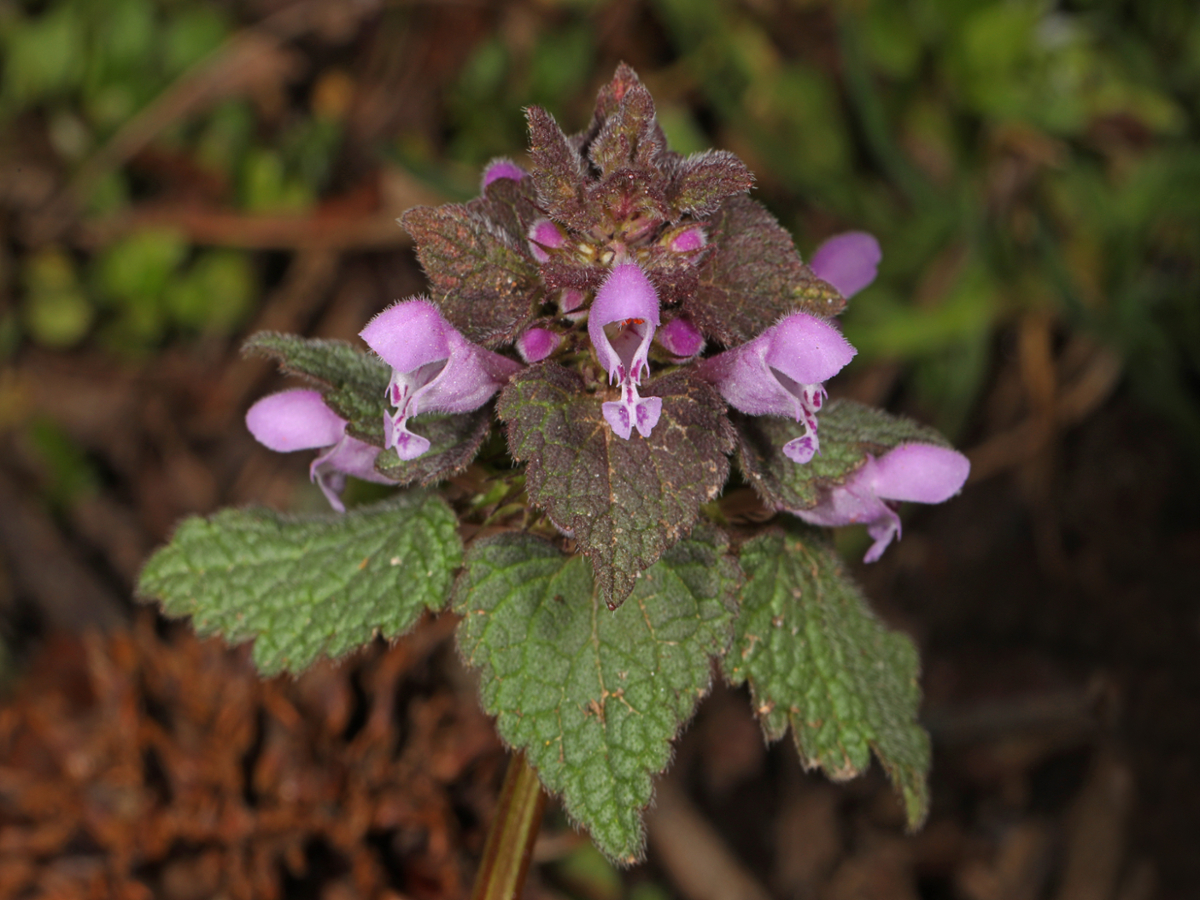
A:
[735, 399, 954, 511]
[726, 525, 930, 828]
[469, 173, 542, 243]
[588, 81, 663, 177]
[138, 492, 461, 675]
[373, 407, 494, 486]
[243, 332, 389, 442]
[454, 525, 739, 862]
[498, 364, 733, 608]
[400, 204, 542, 347]
[667, 150, 754, 219]
[526, 106, 592, 232]
[689, 196, 846, 345]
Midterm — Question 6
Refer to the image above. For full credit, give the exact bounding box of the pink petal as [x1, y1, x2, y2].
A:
[810, 231, 881, 298]
[481, 158, 526, 188]
[246, 389, 345, 452]
[360, 299, 451, 373]
[656, 317, 705, 358]
[870, 443, 970, 504]
[516, 327, 561, 363]
[763, 313, 856, 385]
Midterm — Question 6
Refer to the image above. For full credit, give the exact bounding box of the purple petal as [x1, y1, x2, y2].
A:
[588, 262, 660, 382]
[385, 413, 433, 461]
[481, 158, 526, 188]
[668, 225, 706, 253]
[360, 299, 451, 374]
[810, 231, 881, 299]
[656, 317, 705, 358]
[790, 442, 968, 563]
[311, 435, 391, 513]
[528, 218, 565, 262]
[869, 443, 970, 504]
[602, 400, 633, 440]
[516, 327, 561, 363]
[246, 389, 346, 452]
[763, 313, 856, 386]
[863, 508, 902, 563]
[791, 463, 889, 530]
[361, 297, 521, 458]
[698, 313, 854, 421]
[601, 391, 661, 441]
[559, 288, 586, 314]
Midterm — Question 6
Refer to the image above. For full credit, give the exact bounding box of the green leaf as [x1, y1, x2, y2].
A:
[454, 524, 740, 862]
[734, 399, 953, 511]
[242, 332, 389, 442]
[688, 196, 845, 345]
[401, 203, 543, 347]
[138, 492, 462, 676]
[498, 363, 733, 609]
[725, 526, 930, 829]
[373, 406, 495, 486]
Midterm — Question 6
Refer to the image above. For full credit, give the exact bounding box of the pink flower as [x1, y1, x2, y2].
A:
[481, 158, 526, 189]
[810, 231, 881, 299]
[360, 299, 522, 461]
[515, 327, 561, 363]
[794, 443, 970, 562]
[528, 218, 566, 262]
[245, 389, 391, 513]
[656, 317, 705, 359]
[698, 313, 855, 463]
[588, 262, 662, 440]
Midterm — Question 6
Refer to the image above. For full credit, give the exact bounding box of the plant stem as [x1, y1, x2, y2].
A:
[470, 751, 547, 900]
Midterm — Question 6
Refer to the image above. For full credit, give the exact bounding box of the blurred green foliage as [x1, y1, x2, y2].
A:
[1, 0, 342, 353]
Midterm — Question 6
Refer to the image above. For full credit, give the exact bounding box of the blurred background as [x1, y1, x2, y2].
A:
[1, 0, 1198, 897]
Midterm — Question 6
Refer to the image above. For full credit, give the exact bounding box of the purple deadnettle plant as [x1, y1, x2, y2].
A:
[140, 66, 971, 883]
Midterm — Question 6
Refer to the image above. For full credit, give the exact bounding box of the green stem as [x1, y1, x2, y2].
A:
[470, 751, 547, 900]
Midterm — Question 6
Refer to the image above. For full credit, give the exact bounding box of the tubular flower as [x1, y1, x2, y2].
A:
[360, 299, 522, 461]
[481, 157, 526, 188]
[588, 261, 662, 440]
[793, 443, 971, 562]
[656, 316, 705, 360]
[528, 218, 566, 262]
[698, 313, 855, 464]
[245, 389, 391, 513]
[810, 231, 881, 299]
[516, 327, 561, 363]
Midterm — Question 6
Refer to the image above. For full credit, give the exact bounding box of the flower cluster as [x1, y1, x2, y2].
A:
[244, 66, 968, 563]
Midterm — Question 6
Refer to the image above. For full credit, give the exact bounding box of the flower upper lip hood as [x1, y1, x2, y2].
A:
[794, 442, 971, 562]
[588, 261, 663, 440]
[245, 388, 391, 513]
[588, 261, 661, 383]
[810, 231, 882, 299]
[698, 312, 855, 463]
[360, 299, 522, 461]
